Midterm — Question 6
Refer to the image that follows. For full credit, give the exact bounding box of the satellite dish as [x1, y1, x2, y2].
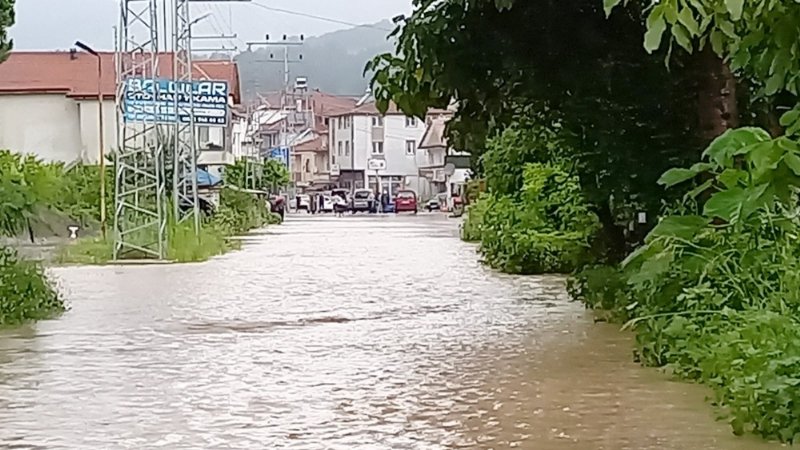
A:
[443, 163, 456, 176]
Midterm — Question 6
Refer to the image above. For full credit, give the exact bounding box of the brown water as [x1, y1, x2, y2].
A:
[0, 215, 785, 449]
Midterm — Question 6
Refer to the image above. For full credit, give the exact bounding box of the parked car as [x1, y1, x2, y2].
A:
[351, 189, 375, 213]
[425, 197, 441, 212]
[394, 190, 418, 214]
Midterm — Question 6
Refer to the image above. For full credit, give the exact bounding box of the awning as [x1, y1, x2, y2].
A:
[197, 168, 222, 187]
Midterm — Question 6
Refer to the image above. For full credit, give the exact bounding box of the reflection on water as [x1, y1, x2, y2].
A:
[0, 215, 784, 449]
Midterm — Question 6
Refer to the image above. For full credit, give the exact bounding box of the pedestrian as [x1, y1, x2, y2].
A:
[310, 194, 317, 215]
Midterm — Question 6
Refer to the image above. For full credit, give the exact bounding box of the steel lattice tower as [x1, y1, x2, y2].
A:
[114, 0, 168, 260]
[172, 0, 200, 233]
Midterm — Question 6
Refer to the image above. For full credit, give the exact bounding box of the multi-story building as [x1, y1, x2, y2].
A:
[252, 89, 356, 192]
[328, 100, 427, 197]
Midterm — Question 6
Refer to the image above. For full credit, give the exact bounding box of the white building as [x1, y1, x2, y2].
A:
[0, 51, 241, 164]
[329, 101, 427, 196]
[417, 113, 472, 206]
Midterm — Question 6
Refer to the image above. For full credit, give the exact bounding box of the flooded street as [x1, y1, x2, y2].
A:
[0, 215, 783, 449]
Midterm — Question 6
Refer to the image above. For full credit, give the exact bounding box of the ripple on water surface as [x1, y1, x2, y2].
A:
[0, 215, 784, 449]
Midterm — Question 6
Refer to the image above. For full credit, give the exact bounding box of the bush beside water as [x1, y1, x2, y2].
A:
[0, 246, 65, 325]
[463, 162, 597, 274]
[570, 128, 800, 442]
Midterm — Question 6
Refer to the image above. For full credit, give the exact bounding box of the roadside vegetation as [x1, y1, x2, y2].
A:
[57, 159, 286, 264]
[0, 151, 66, 325]
[371, 0, 800, 442]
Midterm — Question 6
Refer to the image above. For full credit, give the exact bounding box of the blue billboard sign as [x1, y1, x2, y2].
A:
[266, 147, 290, 167]
[122, 78, 229, 126]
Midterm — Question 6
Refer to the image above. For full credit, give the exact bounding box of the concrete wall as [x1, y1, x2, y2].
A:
[0, 94, 84, 162]
[1, 94, 232, 165]
[77, 99, 117, 163]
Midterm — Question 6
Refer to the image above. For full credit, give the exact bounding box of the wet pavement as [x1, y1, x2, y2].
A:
[0, 214, 785, 449]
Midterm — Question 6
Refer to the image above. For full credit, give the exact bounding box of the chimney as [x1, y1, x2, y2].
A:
[69, 48, 77, 60]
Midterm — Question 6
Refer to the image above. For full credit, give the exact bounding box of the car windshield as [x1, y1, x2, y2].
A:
[354, 191, 371, 199]
[397, 192, 415, 199]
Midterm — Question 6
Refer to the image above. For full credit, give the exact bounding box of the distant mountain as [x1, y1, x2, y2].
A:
[234, 20, 396, 101]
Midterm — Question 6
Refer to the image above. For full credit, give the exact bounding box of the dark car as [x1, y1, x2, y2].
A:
[394, 190, 418, 214]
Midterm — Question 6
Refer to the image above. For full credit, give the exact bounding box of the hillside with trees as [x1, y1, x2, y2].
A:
[235, 20, 394, 100]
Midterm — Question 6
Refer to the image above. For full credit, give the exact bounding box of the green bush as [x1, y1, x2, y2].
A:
[210, 187, 271, 235]
[56, 164, 113, 227]
[461, 194, 489, 242]
[0, 246, 65, 325]
[570, 128, 800, 443]
[476, 163, 597, 274]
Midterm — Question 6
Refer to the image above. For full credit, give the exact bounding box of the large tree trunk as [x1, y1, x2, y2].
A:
[697, 47, 739, 142]
[593, 199, 627, 264]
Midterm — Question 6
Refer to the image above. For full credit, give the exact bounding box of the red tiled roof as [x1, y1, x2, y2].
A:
[0, 51, 241, 103]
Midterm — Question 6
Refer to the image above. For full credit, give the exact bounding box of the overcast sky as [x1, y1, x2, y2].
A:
[9, 0, 412, 51]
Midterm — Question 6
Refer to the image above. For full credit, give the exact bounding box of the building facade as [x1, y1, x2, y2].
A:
[0, 51, 241, 164]
[329, 102, 427, 196]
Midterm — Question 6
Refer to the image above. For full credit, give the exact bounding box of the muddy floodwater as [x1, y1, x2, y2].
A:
[0, 215, 785, 449]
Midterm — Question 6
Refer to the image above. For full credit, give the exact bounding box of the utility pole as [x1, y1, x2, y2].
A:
[114, 0, 249, 260]
[246, 35, 306, 195]
[114, 0, 167, 260]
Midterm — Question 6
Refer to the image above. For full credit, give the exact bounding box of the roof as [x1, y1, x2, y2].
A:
[294, 135, 327, 153]
[419, 117, 448, 149]
[0, 51, 241, 103]
[328, 100, 405, 117]
[310, 90, 357, 117]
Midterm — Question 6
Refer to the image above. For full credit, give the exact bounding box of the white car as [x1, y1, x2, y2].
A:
[295, 194, 311, 212]
[321, 195, 334, 213]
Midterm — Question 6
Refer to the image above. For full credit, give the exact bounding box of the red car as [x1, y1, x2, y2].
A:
[394, 190, 418, 214]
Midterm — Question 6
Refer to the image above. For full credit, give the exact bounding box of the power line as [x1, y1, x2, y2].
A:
[247, 1, 394, 32]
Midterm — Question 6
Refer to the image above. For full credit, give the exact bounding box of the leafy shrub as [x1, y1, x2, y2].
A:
[223, 158, 290, 191]
[571, 128, 800, 442]
[477, 163, 597, 274]
[210, 187, 271, 235]
[56, 164, 113, 227]
[461, 194, 490, 242]
[0, 246, 65, 325]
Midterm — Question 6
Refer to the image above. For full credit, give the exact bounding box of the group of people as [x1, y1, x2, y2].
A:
[294, 190, 396, 216]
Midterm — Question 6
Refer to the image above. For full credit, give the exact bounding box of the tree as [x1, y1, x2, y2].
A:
[367, 0, 707, 260]
[608, 0, 800, 135]
[0, 0, 14, 63]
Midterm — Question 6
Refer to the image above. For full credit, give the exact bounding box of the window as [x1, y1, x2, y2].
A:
[338, 141, 343, 156]
[372, 142, 384, 154]
[198, 127, 210, 145]
[345, 141, 350, 156]
[324, 117, 330, 126]
[372, 116, 384, 127]
[405, 140, 417, 156]
[405, 116, 417, 128]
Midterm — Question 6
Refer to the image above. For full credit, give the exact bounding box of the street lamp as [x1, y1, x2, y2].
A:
[75, 40, 106, 240]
